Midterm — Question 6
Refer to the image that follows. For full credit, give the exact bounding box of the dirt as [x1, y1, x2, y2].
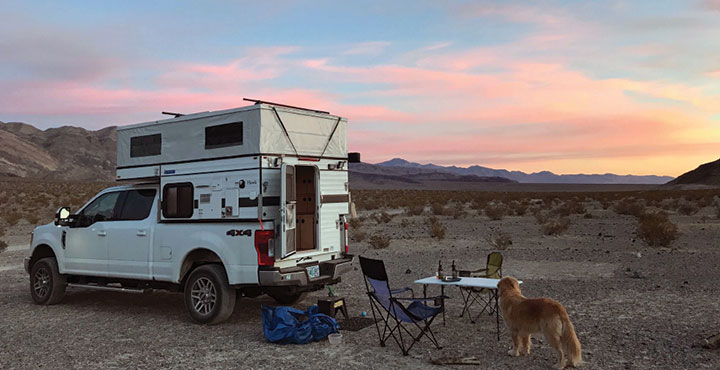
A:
[2, 204, 720, 369]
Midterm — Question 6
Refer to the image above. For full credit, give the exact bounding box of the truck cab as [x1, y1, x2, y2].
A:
[25, 101, 355, 324]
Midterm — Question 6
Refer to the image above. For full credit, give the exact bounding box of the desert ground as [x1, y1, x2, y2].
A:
[2, 179, 720, 369]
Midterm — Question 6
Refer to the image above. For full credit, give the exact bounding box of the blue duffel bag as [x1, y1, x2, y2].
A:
[262, 304, 339, 344]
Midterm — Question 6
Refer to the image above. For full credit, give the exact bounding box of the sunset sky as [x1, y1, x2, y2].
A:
[1, 1, 719, 177]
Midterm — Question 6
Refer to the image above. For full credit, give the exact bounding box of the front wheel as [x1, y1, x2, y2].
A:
[184, 264, 236, 325]
[30, 257, 66, 305]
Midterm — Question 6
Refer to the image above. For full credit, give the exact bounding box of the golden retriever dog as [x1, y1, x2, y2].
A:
[498, 277, 582, 369]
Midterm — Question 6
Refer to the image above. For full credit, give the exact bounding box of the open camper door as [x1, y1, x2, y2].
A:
[280, 163, 297, 258]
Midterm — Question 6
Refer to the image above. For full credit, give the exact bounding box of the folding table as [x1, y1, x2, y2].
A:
[415, 276, 516, 341]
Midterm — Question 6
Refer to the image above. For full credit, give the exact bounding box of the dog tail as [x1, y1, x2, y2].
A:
[561, 315, 582, 367]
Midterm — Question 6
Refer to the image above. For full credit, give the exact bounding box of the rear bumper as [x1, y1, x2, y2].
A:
[258, 255, 354, 287]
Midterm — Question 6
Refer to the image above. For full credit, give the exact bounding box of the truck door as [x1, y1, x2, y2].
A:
[64, 191, 122, 276]
[105, 189, 156, 279]
[280, 163, 297, 258]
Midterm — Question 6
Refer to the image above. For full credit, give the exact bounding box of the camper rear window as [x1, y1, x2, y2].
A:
[205, 122, 243, 149]
[162, 183, 194, 218]
[130, 134, 162, 157]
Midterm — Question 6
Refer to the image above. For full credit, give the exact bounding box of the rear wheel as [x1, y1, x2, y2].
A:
[184, 264, 236, 325]
[30, 257, 66, 305]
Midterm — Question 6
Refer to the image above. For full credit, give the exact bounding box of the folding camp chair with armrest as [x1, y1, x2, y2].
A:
[359, 256, 445, 355]
[457, 252, 503, 322]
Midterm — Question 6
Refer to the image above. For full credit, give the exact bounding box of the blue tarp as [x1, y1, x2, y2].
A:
[261, 304, 339, 344]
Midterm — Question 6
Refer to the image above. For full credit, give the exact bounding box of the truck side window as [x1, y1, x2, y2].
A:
[163, 183, 193, 218]
[76, 192, 122, 227]
[118, 189, 157, 220]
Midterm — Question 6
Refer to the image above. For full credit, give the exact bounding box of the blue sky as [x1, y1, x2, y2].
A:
[1, 0, 719, 175]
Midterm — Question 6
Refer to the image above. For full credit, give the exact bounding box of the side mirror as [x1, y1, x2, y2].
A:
[348, 152, 361, 163]
[54, 207, 72, 226]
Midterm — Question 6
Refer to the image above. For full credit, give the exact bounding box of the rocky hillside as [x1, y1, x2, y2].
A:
[667, 158, 720, 186]
[0, 121, 116, 181]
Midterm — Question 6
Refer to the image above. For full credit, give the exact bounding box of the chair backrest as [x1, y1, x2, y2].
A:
[359, 256, 416, 323]
[486, 252, 503, 279]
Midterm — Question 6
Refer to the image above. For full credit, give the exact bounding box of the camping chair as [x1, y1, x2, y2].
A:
[458, 252, 503, 322]
[359, 256, 444, 355]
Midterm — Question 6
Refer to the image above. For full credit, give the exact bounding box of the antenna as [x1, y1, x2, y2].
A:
[161, 111, 185, 118]
[243, 98, 330, 115]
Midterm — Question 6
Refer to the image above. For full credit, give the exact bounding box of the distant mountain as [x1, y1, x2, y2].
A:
[373, 158, 673, 184]
[667, 158, 720, 186]
[0, 121, 116, 180]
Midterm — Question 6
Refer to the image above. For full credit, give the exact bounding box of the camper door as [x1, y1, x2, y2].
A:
[280, 163, 297, 258]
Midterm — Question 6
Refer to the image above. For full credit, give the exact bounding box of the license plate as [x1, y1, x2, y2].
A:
[306, 265, 320, 279]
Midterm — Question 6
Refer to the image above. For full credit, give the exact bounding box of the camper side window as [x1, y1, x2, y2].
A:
[162, 183, 194, 218]
[205, 122, 243, 149]
[130, 134, 162, 157]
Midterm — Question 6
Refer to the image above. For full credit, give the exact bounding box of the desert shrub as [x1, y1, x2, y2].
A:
[484, 203, 507, 220]
[484, 231, 512, 250]
[534, 210, 550, 224]
[583, 212, 593, 219]
[637, 211, 677, 247]
[25, 214, 41, 225]
[400, 218, 410, 227]
[352, 230, 367, 242]
[426, 216, 446, 239]
[677, 202, 700, 216]
[613, 198, 645, 217]
[374, 211, 394, 224]
[431, 202, 446, 216]
[552, 200, 585, 216]
[470, 199, 486, 211]
[349, 217, 363, 229]
[541, 217, 571, 235]
[407, 204, 425, 216]
[5, 211, 22, 226]
[509, 200, 528, 216]
[450, 207, 466, 219]
[0, 240, 7, 254]
[368, 234, 391, 249]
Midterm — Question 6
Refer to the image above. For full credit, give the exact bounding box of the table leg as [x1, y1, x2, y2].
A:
[423, 284, 427, 299]
[495, 289, 500, 341]
[441, 285, 446, 325]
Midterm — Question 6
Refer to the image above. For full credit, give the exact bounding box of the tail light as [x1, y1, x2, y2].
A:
[255, 230, 275, 266]
[344, 221, 349, 254]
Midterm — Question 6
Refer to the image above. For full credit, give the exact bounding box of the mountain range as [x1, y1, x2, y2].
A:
[358, 158, 674, 184]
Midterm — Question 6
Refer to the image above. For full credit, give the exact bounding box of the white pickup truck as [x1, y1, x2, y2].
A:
[25, 102, 356, 324]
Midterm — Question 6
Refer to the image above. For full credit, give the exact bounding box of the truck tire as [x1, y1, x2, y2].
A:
[268, 291, 306, 305]
[30, 257, 66, 305]
[184, 264, 236, 325]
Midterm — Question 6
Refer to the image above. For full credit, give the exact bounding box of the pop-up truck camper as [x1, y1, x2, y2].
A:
[25, 100, 356, 324]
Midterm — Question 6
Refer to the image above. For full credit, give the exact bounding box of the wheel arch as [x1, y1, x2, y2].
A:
[178, 248, 228, 289]
[29, 244, 57, 272]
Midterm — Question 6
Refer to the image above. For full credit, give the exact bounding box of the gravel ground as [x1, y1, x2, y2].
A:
[2, 206, 720, 369]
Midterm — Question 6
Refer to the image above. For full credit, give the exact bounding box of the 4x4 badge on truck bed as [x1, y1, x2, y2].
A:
[226, 229, 252, 237]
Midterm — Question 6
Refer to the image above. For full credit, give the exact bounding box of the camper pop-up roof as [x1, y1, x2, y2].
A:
[116, 102, 347, 180]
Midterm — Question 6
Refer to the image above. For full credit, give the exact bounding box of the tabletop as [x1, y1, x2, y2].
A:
[414, 276, 523, 289]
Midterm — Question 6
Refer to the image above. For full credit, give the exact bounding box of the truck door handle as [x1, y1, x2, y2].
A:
[137, 230, 147, 237]
[97, 231, 107, 237]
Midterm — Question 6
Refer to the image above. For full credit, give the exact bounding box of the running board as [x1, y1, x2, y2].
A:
[67, 283, 150, 294]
